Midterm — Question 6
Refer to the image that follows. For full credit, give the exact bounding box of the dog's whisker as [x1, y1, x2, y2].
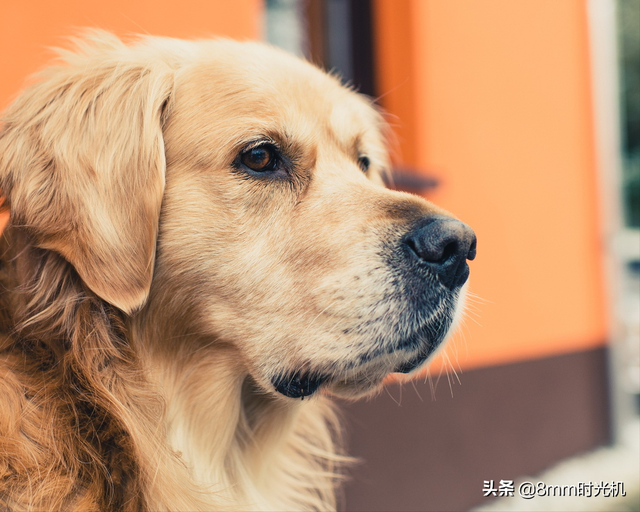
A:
[410, 378, 424, 402]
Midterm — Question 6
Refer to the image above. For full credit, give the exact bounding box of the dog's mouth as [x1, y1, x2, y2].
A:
[272, 372, 327, 399]
[270, 305, 456, 400]
[269, 352, 430, 400]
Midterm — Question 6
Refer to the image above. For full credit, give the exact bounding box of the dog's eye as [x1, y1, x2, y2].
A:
[358, 155, 370, 172]
[241, 145, 278, 172]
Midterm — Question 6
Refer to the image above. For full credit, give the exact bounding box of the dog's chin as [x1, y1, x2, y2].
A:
[270, 333, 446, 400]
[269, 370, 388, 401]
[324, 374, 389, 400]
[269, 288, 468, 400]
[326, 344, 442, 399]
[271, 352, 436, 401]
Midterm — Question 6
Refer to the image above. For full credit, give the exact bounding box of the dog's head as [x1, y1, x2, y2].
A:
[0, 32, 475, 400]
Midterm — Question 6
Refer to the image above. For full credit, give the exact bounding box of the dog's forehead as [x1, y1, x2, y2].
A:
[174, 41, 381, 147]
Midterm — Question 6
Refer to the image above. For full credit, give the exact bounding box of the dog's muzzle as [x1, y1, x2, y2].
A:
[273, 214, 477, 399]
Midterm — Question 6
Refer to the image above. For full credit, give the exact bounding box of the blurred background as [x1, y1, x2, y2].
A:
[0, 1, 638, 510]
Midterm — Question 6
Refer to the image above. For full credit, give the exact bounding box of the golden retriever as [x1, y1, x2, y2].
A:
[0, 31, 476, 511]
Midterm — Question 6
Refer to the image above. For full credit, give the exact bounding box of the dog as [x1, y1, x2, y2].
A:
[0, 31, 476, 511]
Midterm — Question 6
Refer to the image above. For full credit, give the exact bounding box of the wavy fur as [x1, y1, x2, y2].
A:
[0, 31, 468, 510]
[0, 32, 351, 511]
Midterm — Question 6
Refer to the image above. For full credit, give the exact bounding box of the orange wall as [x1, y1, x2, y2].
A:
[0, 0, 262, 236]
[371, 0, 417, 166]
[0, 0, 261, 111]
[375, 0, 607, 371]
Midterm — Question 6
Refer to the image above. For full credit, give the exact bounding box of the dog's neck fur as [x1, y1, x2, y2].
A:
[0, 226, 343, 511]
[133, 328, 343, 511]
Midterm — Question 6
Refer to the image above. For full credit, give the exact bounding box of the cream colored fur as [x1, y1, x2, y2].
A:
[0, 31, 466, 510]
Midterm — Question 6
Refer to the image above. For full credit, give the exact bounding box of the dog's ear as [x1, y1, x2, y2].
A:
[0, 34, 173, 314]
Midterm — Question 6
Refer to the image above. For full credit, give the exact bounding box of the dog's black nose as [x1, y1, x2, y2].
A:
[404, 216, 477, 289]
